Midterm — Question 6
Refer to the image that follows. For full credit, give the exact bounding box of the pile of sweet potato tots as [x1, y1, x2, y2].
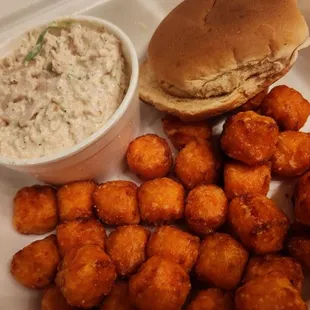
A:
[10, 85, 310, 310]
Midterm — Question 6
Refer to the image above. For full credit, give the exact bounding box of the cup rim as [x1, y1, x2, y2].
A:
[0, 15, 139, 166]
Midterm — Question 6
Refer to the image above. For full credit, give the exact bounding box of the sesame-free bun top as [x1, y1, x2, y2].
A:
[147, 0, 309, 100]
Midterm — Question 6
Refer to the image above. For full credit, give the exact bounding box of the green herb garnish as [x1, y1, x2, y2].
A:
[23, 21, 72, 64]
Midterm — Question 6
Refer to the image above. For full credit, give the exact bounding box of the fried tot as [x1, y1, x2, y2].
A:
[271, 131, 310, 177]
[147, 226, 200, 272]
[287, 225, 310, 269]
[56, 245, 116, 309]
[11, 235, 60, 289]
[224, 161, 271, 200]
[185, 184, 228, 235]
[175, 140, 220, 189]
[187, 288, 233, 310]
[195, 233, 248, 290]
[106, 225, 150, 277]
[41, 285, 76, 310]
[56, 218, 106, 257]
[126, 134, 173, 180]
[295, 171, 310, 225]
[237, 89, 268, 112]
[261, 85, 310, 131]
[129, 256, 191, 310]
[235, 274, 307, 310]
[243, 254, 304, 292]
[93, 181, 140, 225]
[162, 115, 212, 150]
[228, 194, 290, 254]
[57, 180, 96, 222]
[138, 178, 185, 224]
[221, 111, 279, 166]
[100, 281, 135, 310]
[13, 185, 57, 234]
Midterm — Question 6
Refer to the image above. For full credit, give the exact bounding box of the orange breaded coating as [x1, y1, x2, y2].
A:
[228, 194, 290, 254]
[243, 254, 304, 293]
[175, 140, 220, 190]
[271, 131, 310, 177]
[235, 274, 307, 310]
[187, 289, 233, 310]
[237, 89, 268, 112]
[147, 225, 200, 272]
[93, 181, 140, 225]
[138, 178, 185, 224]
[11, 235, 60, 289]
[195, 233, 248, 290]
[106, 225, 150, 277]
[100, 281, 135, 310]
[41, 285, 76, 310]
[129, 256, 191, 310]
[287, 225, 310, 269]
[224, 161, 271, 200]
[126, 134, 173, 180]
[261, 85, 310, 131]
[162, 115, 212, 150]
[57, 180, 96, 222]
[295, 171, 310, 225]
[221, 111, 279, 166]
[56, 245, 116, 309]
[13, 185, 57, 234]
[185, 184, 228, 235]
[56, 218, 106, 257]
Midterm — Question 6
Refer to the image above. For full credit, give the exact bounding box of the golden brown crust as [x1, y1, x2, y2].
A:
[126, 134, 173, 180]
[11, 235, 60, 289]
[187, 289, 233, 310]
[57, 180, 96, 222]
[41, 285, 76, 310]
[162, 115, 212, 150]
[261, 85, 310, 131]
[129, 256, 191, 310]
[148, 0, 309, 98]
[221, 111, 279, 166]
[175, 140, 220, 189]
[56, 218, 106, 257]
[56, 245, 116, 309]
[146, 225, 200, 272]
[195, 233, 248, 290]
[237, 89, 268, 112]
[138, 178, 185, 224]
[287, 228, 310, 269]
[106, 225, 150, 277]
[13, 185, 58, 234]
[228, 194, 290, 254]
[100, 281, 136, 310]
[224, 161, 271, 200]
[235, 274, 307, 310]
[93, 180, 140, 225]
[295, 171, 310, 225]
[185, 184, 228, 235]
[271, 131, 310, 177]
[243, 254, 304, 293]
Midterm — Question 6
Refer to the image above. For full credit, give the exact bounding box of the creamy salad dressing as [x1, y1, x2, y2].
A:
[0, 20, 128, 159]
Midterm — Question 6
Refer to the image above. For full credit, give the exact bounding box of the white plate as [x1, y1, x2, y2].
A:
[0, 0, 310, 308]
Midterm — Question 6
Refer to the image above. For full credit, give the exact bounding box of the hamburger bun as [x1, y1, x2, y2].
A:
[140, 0, 310, 121]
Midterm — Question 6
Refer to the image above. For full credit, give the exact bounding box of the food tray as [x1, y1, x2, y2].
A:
[0, 0, 309, 308]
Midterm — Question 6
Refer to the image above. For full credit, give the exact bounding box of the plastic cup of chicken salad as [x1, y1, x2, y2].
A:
[0, 15, 139, 185]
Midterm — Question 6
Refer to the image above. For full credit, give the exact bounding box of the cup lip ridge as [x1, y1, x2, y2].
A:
[0, 15, 139, 167]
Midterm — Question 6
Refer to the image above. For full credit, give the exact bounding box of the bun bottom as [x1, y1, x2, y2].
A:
[139, 61, 291, 122]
